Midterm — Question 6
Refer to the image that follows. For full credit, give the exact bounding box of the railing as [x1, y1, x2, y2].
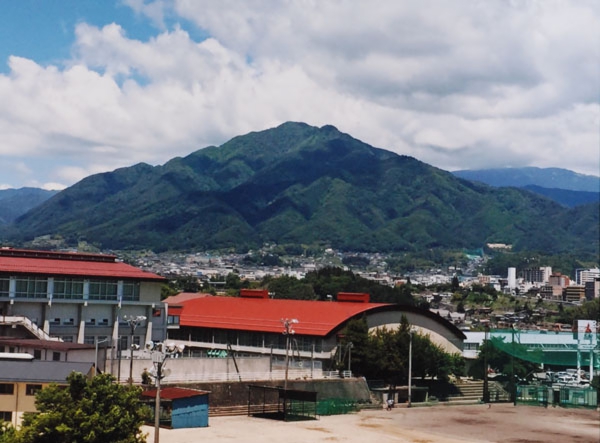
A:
[0, 316, 61, 341]
[118, 368, 343, 384]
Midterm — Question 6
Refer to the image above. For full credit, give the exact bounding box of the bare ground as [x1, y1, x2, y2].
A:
[143, 404, 600, 443]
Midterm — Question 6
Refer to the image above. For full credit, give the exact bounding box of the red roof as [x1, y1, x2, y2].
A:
[163, 292, 211, 305]
[141, 387, 209, 400]
[0, 255, 164, 281]
[175, 296, 390, 337]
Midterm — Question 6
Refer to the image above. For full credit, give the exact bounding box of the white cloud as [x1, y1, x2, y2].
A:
[0, 0, 598, 191]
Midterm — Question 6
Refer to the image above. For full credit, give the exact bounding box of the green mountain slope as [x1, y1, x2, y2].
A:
[5, 122, 599, 256]
[0, 188, 58, 225]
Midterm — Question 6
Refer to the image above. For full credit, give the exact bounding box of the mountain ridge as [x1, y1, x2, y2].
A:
[3, 122, 598, 257]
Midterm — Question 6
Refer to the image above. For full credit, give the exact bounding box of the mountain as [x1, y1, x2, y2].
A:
[521, 185, 599, 208]
[0, 188, 58, 225]
[3, 122, 599, 256]
[452, 167, 599, 192]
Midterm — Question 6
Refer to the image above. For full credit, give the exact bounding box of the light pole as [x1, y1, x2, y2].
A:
[483, 325, 489, 403]
[408, 329, 414, 408]
[94, 337, 110, 376]
[347, 342, 354, 375]
[146, 341, 185, 443]
[123, 315, 146, 385]
[511, 325, 516, 406]
[281, 318, 298, 390]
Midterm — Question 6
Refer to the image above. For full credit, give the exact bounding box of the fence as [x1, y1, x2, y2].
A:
[517, 384, 598, 409]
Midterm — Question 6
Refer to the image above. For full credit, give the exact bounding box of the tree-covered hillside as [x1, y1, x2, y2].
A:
[3, 122, 598, 257]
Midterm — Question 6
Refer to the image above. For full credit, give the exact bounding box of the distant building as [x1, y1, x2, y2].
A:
[507, 267, 516, 290]
[563, 285, 586, 304]
[521, 267, 552, 284]
[585, 279, 600, 301]
[540, 284, 563, 301]
[576, 268, 600, 285]
[548, 273, 569, 287]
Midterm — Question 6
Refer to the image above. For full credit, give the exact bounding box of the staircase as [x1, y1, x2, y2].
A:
[444, 380, 511, 405]
[445, 380, 484, 405]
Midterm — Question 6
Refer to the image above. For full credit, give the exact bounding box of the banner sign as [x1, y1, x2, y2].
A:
[577, 320, 597, 350]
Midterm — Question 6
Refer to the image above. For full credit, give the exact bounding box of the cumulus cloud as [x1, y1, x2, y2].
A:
[0, 0, 598, 190]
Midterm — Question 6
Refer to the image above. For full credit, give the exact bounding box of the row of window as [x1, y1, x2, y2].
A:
[0, 277, 140, 301]
[0, 383, 42, 396]
[171, 327, 325, 353]
[0, 346, 61, 361]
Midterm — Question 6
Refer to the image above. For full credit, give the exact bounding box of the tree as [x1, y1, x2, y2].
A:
[0, 422, 16, 443]
[15, 372, 149, 443]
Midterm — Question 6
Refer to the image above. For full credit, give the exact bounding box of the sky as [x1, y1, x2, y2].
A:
[0, 0, 598, 191]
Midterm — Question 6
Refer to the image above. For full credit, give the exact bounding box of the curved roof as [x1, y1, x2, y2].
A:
[178, 296, 389, 336]
[173, 295, 465, 341]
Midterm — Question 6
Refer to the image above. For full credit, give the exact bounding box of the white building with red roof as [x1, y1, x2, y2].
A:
[0, 248, 165, 374]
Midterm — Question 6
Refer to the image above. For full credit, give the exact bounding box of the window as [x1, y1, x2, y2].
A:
[0, 384, 14, 395]
[89, 279, 118, 301]
[14, 277, 47, 299]
[84, 336, 95, 345]
[121, 282, 140, 301]
[33, 349, 42, 359]
[61, 336, 74, 343]
[52, 352, 61, 361]
[0, 277, 9, 297]
[53, 278, 84, 299]
[0, 411, 12, 422]
[26, 384, 42, 396]
[167, 315, 180, 325]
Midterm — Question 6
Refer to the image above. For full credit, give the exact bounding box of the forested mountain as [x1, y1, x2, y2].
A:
[3, 122, 598, 256]
[0, 188, 58, 225]
[452, 167, 599, 192]
[452, 167, 599, 208]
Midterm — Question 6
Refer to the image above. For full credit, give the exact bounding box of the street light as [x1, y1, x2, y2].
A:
[146, 341, 185, 443]
[483, 325, 490, 403]
[94, 337, 110, 376]
[123, 315, 146, 385]
[408, 328, 414, 407]
[347, 342, 354, 374]
[281, 318, 298, 390]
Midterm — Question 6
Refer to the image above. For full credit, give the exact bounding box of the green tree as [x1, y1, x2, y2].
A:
[15, 372, 149, 443]
[0, 422, 16, 443]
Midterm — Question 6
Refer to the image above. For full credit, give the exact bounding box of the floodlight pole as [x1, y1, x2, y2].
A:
[347, 342, 354, 374]
[153, 355, 164, 443]
[483, 325, 489, 403]
[124, 315, 146, 385]
[282, 318, 298, 391]
[511, 325, 516, 406]
[94, 337, 110, 376]
[146, 341, 183, 443]
[408, 329, 414, 408]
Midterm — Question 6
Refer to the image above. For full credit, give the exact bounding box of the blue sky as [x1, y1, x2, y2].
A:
[0, 0, 598, 190]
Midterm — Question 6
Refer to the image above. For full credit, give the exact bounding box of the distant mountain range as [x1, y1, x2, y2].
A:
[1, 122, 598, 257]
[452, 167, 599, 207]
[0, 188, 58, 225]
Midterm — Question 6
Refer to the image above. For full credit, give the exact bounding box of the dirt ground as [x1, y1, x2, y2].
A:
[143, 403, 600, 443]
